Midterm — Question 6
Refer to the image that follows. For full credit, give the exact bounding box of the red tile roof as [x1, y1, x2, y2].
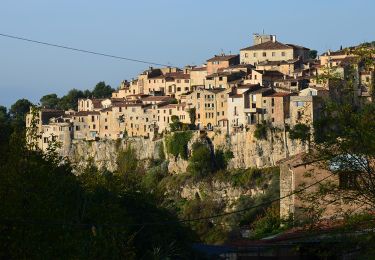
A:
[207, 54, 239, 62]
[241, 41, 292, 51]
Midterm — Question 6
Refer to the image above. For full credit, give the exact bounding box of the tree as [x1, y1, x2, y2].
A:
[116, 146, 140, 189]
[187, 142, 214, 178]
[254, 122, 268, 140]
[309, 50, 318, 59]
[40, 93, 60, 109]
[58, 89, 86, 110]
[91, 81, 114, 98]
[169, 115, 182, 132]
[289, 123, 311, 146]
[187, 107, 196, 127]
[9, 99, 33, 120]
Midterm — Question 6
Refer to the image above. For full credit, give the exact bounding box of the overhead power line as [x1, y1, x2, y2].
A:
[0, 173, 334, 228]
[0, 32, 174, 67]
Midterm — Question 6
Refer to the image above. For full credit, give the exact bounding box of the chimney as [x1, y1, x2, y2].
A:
[271, 35, 276, 42]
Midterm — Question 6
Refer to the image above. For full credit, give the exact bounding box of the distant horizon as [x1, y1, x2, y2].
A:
[1, 0, 374, 108]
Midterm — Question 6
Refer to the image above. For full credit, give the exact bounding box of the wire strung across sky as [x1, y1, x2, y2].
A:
[0, 32, 174, 67]
[0, 173, 334, 228]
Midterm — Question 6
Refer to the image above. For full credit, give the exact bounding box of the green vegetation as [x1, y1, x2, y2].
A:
[187, 107, 196, 127]
[289, 123, 311, 143]
[165, 131, 193, 160]
[309, 49, 318, 59]
[0, 106, 196, 259]
[254, 122, 268, 140]
[187, 142, 214, 178]
[39, 81, 114, 110]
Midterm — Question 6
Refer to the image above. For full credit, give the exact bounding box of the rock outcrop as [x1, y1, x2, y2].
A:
[63, 128, 304, 173]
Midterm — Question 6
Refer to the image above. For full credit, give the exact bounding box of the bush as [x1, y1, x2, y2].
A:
[254, 123, 268, 140]
[187, 142, 214, 178]
[289, 123, 310, 143]
[165, 131, 192, 160]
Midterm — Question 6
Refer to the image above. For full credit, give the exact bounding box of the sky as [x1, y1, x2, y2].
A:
[1, 0, 374, 108]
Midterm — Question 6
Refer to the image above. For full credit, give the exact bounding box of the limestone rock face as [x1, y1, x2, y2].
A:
[63, 129, 304, 172]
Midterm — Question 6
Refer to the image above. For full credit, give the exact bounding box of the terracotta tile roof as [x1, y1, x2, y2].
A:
[74, 111, 100, 116]
[191, 67, 207, 71]
[241, 41, 292, 51]
[264, 92, 295, 97]
[285, 43, 310, 50]
[164, 72, 190, 79]
[141, 96, 173, 102]
[207, 54, 239, 62]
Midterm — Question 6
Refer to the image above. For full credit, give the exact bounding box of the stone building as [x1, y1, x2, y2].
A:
[185, 87, 229, 130]
[240, 36, 309, 65]
[206, 54, 239, 75]
[279, 153, 368, 222]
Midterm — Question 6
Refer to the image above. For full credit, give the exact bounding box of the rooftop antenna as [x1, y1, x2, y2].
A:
[262, 29, 265, 34]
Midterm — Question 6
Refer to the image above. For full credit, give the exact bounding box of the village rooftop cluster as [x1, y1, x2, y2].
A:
[27, 33, 374, 151]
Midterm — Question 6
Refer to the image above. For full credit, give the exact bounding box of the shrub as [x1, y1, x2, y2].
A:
[187, 142, 214, 178]
[165, 131, 192, 160]
[289, 123, 310, 143]
[254, 123, 268, 140]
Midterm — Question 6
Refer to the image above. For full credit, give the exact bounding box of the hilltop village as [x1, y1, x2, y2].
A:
[27, 33, 374, 151]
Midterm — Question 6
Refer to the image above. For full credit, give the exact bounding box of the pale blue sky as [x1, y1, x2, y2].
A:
[1, 0, 374, 107]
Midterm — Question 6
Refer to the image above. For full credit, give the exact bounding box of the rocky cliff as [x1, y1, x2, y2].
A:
[64, 128, 304, 173]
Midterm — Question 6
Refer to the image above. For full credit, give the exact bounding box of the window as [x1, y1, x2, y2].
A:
[43, 137, 48, 143]
[105, 126, 108, 130]
[197, 93, 200, 98]
[272, 52, 276, 57]
[91, 116, 95, 122]
[177, 87, 181, 91]
[296, 101, 305, 107]
[184, 79, 189, 83]
[219, 77, 223, 81]
[271, 98, 275, 107]
[93, 124, 96, 129]
[245, 53, 248, 58]
[177, 80, 181, 83]
[254, 75, 257, 80]
[253, 53, 257, 57]
[262, 52, 267, 57]
[105, 118, 107, 122]
[281, 52, 286, 57]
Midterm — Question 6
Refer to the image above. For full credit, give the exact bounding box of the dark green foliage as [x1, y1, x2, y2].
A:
[309, 49, 318, 59]
[181, 197, 227, 244]
[40, 93, 60, 109]
[169, 115, 182, 132]
[187, 142, 214, 178]
[58, 88, 87, 110]
[250, 204, 285, 239]
[116, 146, 140, 190]
[187, 107, 196, 126]
[254, 123, 268, 140]
[289, 123, 310, 143]
[9, 98, 33, 120]
[91, 81, 114, 99]
[169, 98, 178, 104]
[0, 117, 195, 259]
[214, 148, 234, 171]
[165, 131, 192, 160]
